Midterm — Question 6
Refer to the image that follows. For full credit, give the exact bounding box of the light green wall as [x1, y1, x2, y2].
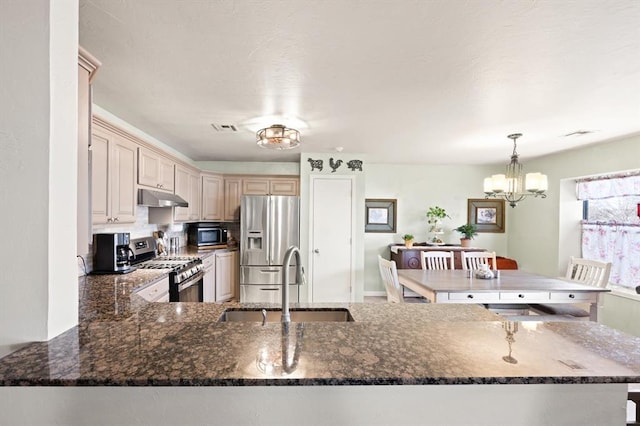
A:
[508, 134, 640, 336]
[363, 163, 509, 294]
[197, 161, 299, 175]
[507, 134, 640, 278]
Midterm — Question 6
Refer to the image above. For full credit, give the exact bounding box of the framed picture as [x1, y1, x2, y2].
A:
[365, 199, 397, 233]
[467, 199, 505, 233]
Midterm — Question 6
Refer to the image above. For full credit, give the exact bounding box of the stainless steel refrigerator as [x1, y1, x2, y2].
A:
[240, 195, 300, 303]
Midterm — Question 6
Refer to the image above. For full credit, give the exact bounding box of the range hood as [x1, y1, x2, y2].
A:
[138, 189, 188, 208]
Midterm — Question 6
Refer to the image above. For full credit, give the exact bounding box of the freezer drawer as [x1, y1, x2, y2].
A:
[241, 266, 299, 286]
[240, 285, 299, 303]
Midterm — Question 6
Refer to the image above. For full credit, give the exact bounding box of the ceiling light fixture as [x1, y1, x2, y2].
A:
[256, 124, 300, 150]
[483, 133, 548, 208]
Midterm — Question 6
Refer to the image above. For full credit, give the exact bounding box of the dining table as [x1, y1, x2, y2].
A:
[396, 269, 610, 321]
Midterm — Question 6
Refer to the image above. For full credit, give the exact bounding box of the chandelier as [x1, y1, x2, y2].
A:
[483, 133, 548, 208]
[256, 124, 300, 150]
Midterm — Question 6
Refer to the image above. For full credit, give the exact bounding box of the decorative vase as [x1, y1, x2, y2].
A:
[460, 238, 471, 248]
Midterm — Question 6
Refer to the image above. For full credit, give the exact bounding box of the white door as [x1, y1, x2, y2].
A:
[310, 177, 354, 302]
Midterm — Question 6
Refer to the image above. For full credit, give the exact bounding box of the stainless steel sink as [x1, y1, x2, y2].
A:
[218, 308, 354, 323]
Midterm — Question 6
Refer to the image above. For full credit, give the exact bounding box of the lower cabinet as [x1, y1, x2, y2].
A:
[215, 251, 236, 302]
[202, 254, 216, 303]
[135, 276, 169, 302]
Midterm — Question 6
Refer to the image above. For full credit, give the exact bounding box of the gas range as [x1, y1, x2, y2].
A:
[136, 256, 200, 270]
[131, 237, 204, 301]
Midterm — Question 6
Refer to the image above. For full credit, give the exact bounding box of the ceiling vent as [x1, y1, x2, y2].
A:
[211, 123, 238, 132]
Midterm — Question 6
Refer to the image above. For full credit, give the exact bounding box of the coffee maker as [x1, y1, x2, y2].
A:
[92, 233, 135, 274]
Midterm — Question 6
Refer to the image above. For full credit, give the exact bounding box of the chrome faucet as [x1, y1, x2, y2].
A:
[281, 246, 305, 323]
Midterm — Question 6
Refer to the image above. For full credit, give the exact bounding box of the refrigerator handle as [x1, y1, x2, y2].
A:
[266, 196, 272, 264]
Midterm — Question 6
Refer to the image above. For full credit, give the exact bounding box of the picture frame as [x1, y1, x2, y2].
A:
[467, 199, 505, 233]
[365, 199, 397, 233]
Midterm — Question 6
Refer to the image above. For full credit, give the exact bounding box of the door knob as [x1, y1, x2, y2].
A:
[314, 249, 320, 254]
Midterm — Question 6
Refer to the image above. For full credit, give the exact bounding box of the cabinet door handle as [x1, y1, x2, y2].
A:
[314, 249, 320, 254]
[568, 294, 575, 299]
[467, 294, 474, 299]
[114, 217, 119, 222]
[518, 294, 525, 298]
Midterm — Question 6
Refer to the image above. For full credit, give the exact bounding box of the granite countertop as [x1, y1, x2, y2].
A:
[1, 247, 639, 387]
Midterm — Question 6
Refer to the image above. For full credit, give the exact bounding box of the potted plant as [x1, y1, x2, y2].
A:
[402, 234, 415, 248]
[426, 206, 450, 232]
[455, 224, 478, 247]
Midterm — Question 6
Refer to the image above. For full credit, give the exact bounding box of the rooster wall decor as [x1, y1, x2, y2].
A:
[329, 158, 343, 173]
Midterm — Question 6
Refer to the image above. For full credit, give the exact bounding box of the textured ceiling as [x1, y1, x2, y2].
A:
[79, 0, 640, 164]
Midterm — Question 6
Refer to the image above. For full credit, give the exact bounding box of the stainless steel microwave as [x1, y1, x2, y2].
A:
[187, 223, 228, 247]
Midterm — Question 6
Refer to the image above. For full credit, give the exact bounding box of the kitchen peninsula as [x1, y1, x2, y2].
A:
[0, 262, 638, 425]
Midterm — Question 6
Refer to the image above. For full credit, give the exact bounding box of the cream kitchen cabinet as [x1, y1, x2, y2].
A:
[91, 124, 137, 225]
[223, 176, 299, 222]
[174, 165, 201, 222]
[135, 276, 170, 302]
[202, 254, 216, 302]
[201, 173, 224, 221]
[78, 47, 100, 253]
[242, 177, 299, 196]
[138, 147, 175, 192]
[215, 251, 236, 302]
[223, 177, 242, 221]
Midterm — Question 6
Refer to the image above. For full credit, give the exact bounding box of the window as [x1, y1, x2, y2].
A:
[578, 174, 640, 290]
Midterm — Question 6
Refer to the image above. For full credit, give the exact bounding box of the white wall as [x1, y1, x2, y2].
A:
[363, 163, 509, 293]
[0, 0, 78, 357]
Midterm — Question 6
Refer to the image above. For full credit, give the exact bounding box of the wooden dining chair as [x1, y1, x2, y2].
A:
[530, 257, 612, 318]
[461, 251, 497, 270]
[377, 255, 404, 303]
[461, 251, 529, 315]
[421, 251, 455, 270]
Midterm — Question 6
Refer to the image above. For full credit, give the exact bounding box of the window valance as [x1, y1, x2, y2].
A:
[577, 174, 640, 200]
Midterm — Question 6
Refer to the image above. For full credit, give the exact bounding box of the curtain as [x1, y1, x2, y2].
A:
[581, 223, 640, 289]
[577, 175, 640, 200]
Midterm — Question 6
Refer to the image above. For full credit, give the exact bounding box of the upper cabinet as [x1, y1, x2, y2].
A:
[223, 177, 243, 222]
[201, 173, 224, 221]
[223, 176, 300, 222]
[87, 117, 301, 226]
[269, 178, 299, 196]
[174, 164, 201, 222]
[91, 122, 137, 224]
[242, 177, 299, 196]
[78, 47, 100, 253]
[138, 147, 175, 192]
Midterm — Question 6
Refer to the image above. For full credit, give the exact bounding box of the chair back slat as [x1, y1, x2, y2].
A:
[378, 255, 404, 303]
[461, 251, 497, 271]
[421, 251, 455, 270]
[565, 256, 612, 288]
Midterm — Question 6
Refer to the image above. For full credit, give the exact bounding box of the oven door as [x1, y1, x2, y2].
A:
[170, 271, 204, 302]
